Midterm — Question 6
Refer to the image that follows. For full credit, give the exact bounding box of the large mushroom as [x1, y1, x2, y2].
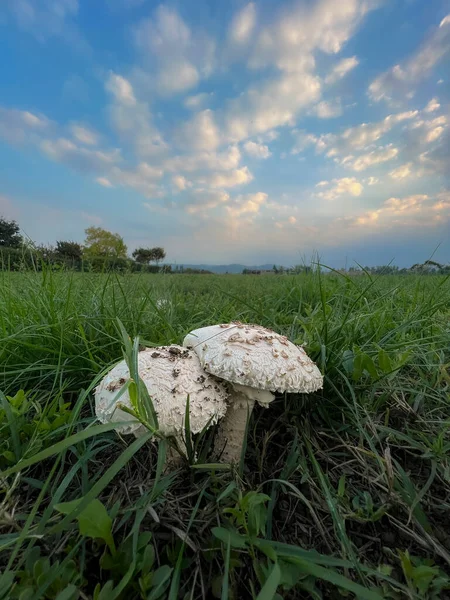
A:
[95, 345, 228, 466]
[183, 323, 323, 463]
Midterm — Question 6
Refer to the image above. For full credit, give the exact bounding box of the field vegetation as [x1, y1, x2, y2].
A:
[1, 267, 449, 599]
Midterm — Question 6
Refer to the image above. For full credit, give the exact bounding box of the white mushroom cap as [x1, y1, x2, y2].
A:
[183, 323, 323, 394]
[95, 345, 228, 437]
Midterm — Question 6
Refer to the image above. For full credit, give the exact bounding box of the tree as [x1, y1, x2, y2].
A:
[132, 246, 166, 265]
[83, 227, 127, 259]
[0, 217, 22, 248]
[132, 248, 154, 264]
[151, 247, 166, 265]
[55, 240, 83, 261]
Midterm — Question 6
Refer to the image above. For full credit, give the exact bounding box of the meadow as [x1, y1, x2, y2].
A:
[0, 268, 449, 599]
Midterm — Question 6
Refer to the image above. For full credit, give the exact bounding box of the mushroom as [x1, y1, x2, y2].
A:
[95, 345, 228, 467]
[183, 322, 323, 463]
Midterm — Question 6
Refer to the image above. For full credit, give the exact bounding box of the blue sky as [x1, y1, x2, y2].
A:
[0, 0, 449, 267]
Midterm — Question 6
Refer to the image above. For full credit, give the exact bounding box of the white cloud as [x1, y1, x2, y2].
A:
[389, 163, 413, 180]
[229, 3, 257, 44]
[133, 5, 215, 95]
[313, 99, 343, 118]
[105, 74, 167, 158]
[258, 130, 279, 143]
[291, 110, 418, 158]
[407, 115, 448, 146]
[157, 61, 199, 96]
[226, 71, 321, 142]
[325, 56, 359, 84]
[424, 97, 440, 112]
[0, 107, 50, 144]
[432, 191, 450, 211]
[40, 138, 121, 173]
[317, 177, 363, 200]
[342, 145, 399, 171]
[288, 216, 297, 224]
[243, 140, 271, 159]
[340, 110, 418, 149]
[172, 175, 190, 191]
[96, 177, 113, 188]
[185, 189, 230, 214]
[199, 166, 253, 189]
[346, 194, 450, 229]
[109, 162, 163, 198]
[176, 110, 220, 151]
[248, 0, 375, 72]
[366, 176, 379, 185]
[3, 0, 88, 51]
[226, 192, 267, 219]
[184, 93, 213, 110]
[292, 108, 432, 179]
[418, 130, 450, 175]
[291, 130, 331, 154]
[164, 146, 241, 174]
[368, 14, 450, 103]
[425, 125, 445, 143]
[71, 124, 98, 146]
[106, 73, 136, 106]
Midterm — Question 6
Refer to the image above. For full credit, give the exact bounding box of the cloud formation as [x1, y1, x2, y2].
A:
[1, 0, 449, 264]
[368, 14, 450, 103]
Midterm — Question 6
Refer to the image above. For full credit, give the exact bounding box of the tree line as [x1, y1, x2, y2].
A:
[260, 262, 450, 275]
[0, 217, 167, 272]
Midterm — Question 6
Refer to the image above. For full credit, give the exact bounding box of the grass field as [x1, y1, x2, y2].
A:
[1, 268, 450, 599]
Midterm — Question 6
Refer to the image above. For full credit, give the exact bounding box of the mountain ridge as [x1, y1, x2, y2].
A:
[170, 263, 278, 274]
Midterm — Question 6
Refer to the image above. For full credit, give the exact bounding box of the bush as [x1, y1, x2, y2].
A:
[0, 247, 171, 274]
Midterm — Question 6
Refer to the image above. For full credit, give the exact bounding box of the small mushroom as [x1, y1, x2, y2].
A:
[95, 345, 228, 467]
[183, 323, 323, 463]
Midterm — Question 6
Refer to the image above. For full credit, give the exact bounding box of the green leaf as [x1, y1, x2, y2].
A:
[378, 350, 392, 373]
[51, 432, 152, 537]
[141, 543, 155, 575]
[216, 482, 237, 503]
[0, 422, 120, 477]
[55, 498, 115, 554]
[191, 463, 231, 471]
[278, 559, 306, 590]
[96, 581, 115, 600]
[147, 565, 173, 600]
[337, 475, 346, 498]
[256, 563, 281, 600]
[352, 353, 364, 381]
[212, 527, 248, 549]
[55, 584, 79, 600]
[289, 559, 383, 600]
[257, 542, 278, 562]
[362, 354, 378, 379]
[0, 391, 21, 461]
[221, 536, 231, 600]
[342, 350, 354, 375]
[413, 565, 439, 594]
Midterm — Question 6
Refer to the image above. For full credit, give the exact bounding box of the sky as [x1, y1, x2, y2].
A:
[0, 0, 449, 268]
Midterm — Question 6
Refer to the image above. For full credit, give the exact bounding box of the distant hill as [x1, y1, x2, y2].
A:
[170, 263, 277, 274]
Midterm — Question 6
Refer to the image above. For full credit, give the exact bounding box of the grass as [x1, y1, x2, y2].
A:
[0, 267, 450, 599]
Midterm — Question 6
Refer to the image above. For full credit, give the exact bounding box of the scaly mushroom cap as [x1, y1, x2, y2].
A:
[95, 345, 228, 437]
[183, 323, 323, 394]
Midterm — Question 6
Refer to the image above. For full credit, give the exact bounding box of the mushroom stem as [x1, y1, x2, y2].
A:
[214, 392, 255, 463]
